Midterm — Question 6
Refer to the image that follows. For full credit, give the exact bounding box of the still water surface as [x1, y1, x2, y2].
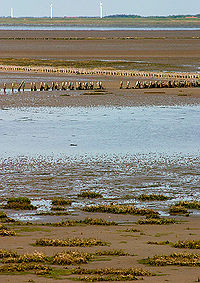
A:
[0, 105, 199, 156]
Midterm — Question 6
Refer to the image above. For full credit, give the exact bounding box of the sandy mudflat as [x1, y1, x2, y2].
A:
[0, 30, 200, 63]
[0, 215, 200, 283]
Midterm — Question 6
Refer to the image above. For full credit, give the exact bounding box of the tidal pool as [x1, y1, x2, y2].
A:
[0, 105, 199, 156]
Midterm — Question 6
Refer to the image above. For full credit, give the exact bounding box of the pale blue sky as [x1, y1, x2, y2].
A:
[0, 0, 199, 17]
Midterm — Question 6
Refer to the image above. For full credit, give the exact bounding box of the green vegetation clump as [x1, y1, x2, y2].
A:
[142, 253, 200, 266]
[35, 238, 108, 247]
[43, 220, 76, 227]
[52, 197, 72, 206]
[52, 251, 93, 265]
[0, 249, 18, 259]
[80, 217, 117, 226]
[138, 217, 175, 225]
[43, 217, 117, 227]
[83, 204, 159, 218]
[2, 251, 48, 264]
[137, 194, 169, 201]
[0, 249, 92, 265]
[176, 201, 200, 210]
[0, 225, 16, 237]
[3, 197, 36, 210]
[78, 191, 103, 199]
[169, 205, 189, 215]
[0, 211, 15, 223]
[0, 212, 7, 219]
[1, 217, 16, 223]
[75, 275, 140, 281]
[0, 248, 145, 278]
[173, 240, 200, 249]
[71, 267, 153, 281]
[0, 263, 51, 275]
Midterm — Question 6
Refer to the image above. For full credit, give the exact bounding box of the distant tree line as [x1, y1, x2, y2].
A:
[104, 14, 200, 19]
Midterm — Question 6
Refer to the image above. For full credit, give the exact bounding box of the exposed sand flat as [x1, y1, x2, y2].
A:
[1, 87, 200, 108]
[0, 30, 200, 39]
[0, 30, 200, 61]
[0, 215, 199, 283]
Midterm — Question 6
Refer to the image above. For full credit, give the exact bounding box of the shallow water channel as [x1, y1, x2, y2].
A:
[0, 105, 200, 156]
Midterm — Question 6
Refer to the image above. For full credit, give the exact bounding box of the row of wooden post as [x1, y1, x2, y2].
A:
[0, 64, 199, 80]
[120, 80, 200, 89]
[1, 81, 103, 92]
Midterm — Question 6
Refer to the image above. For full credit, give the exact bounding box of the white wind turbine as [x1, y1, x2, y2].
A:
[50, 4, 53, 19]
[100, 1, 103, 18]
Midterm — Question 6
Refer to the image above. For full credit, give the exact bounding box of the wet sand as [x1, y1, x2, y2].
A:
[0, 30, 200, 63]
[0, 154, 200, 282]
[0, 215, 200, 283]
[1, 154, 200, 216]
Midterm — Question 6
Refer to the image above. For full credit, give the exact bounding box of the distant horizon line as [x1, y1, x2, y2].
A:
[0, 14, 200, 19]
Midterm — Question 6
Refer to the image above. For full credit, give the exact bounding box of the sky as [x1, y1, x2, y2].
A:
[0, 0, 199, 18]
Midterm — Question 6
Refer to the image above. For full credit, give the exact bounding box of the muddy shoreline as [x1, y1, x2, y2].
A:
[1, 72, 200, 108]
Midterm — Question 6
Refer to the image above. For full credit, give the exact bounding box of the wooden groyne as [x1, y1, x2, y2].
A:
[0, 65, 199, 80]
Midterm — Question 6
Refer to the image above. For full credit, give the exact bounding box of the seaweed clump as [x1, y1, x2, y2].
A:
[83, 204, 159, 218]
[3, 197, 36, 210]
[0, 249, 92, 266]
[0, 263, 51, 275]
[142, 253, 200, 266]
[78, 191, 103, 199]
[71, 267, 153, 281]
[0, 225, 16, 237]
[80, 217, 117, 226]
[35, 238, 108, 247]
[0, 211, 16, 223]
[169, 205, 189, 215]
[173, 240, 200, 249]
[52, 197, 72, 206]
[138, 217, 175, 225]
[43, 217, 117, 227]
[52, 251, 92, 265]
[176, 201, 200, 210]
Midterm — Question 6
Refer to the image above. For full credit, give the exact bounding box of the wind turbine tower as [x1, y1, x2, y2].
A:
[11, 8, 14, 18]
[50, 4, 53, 19]
[100, 1, 103, 19]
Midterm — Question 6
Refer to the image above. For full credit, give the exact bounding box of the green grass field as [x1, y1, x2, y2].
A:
[0, 17, 200, 27]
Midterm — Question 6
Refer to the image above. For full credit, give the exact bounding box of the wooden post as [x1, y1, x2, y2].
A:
[3, 83, 6, 93]
[11, 83, 14, 92]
